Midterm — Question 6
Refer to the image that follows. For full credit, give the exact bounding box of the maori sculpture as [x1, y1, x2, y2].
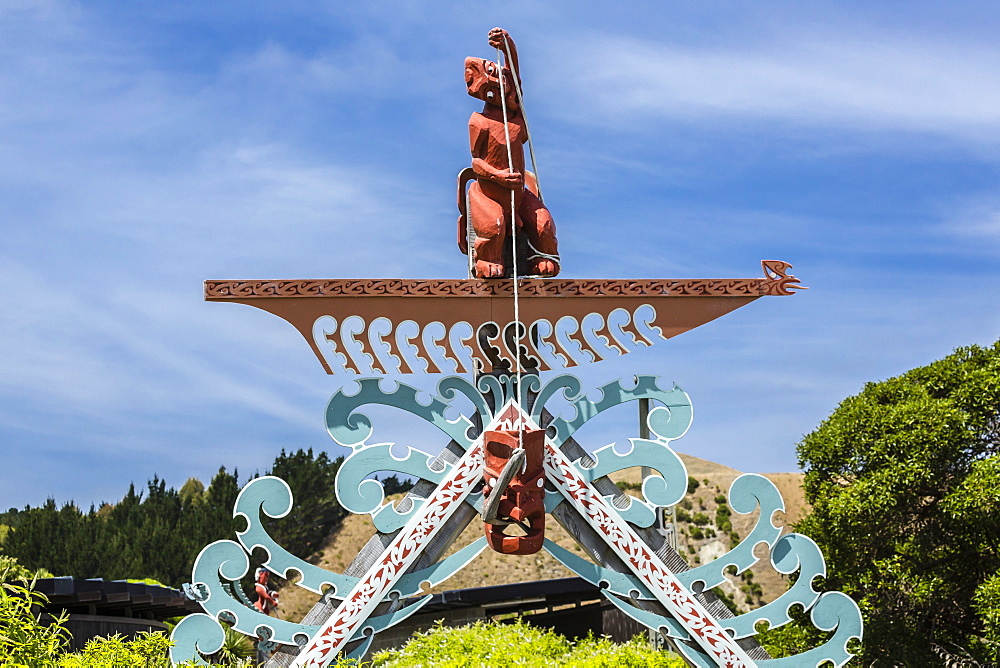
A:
[481, 428, 546, 555]
[177, 26, 847, 668]
[171, 374, 864, 666]
[254, 567, 279, 616]
[458, 28, 559, 279]
[204, 262, 804, 375]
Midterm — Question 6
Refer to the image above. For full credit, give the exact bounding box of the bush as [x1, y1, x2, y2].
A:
[686, 477, 700, 495]
[369, 619, 686, 667]
[58, 632, 172, 667]
[0, 553, 52, 581]
[0, 576, 71, 664]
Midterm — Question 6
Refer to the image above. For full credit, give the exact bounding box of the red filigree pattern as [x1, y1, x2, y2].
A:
[292, 443, 484, 667]
[544, 443, 754, 667]
[205, 262, 802, 300]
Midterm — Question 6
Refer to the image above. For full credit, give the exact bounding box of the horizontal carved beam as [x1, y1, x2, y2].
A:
[205, 262, 802, 374]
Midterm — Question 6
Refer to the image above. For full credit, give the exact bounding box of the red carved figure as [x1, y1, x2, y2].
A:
[481, 428, 546, 555]
[458, 28, 559, 279]
[253, 567, 279, 616]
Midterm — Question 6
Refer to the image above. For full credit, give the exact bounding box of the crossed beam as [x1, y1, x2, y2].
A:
[289, 402, 756, 668]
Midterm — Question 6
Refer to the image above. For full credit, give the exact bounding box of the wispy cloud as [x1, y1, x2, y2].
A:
[544, 30, 1000, 142]
[942, 196, 1000, 246]
[3, 1, 1000, 511]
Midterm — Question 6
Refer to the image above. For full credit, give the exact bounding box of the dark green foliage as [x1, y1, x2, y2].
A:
[687, 477, 700, 494]
[266, 448, 347, 560]
[2, 470, 240, 586]
[690, 512, 710, 526]
[0, 448, 415, 588]
[795, 341, 1000, 664]
[715, 503, 732, 533]
[379, 473, 413, 498]
[711, 586, 739, 615]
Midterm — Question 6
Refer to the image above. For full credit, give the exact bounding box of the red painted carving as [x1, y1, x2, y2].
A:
[253, 567, 279, 616]
[204, 264, 802, 300]
[459, 28, 559, 279]
[481, 428, 545, 555]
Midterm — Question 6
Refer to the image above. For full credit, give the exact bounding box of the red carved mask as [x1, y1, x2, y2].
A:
[464, 57, 519, 110]
[481, 428, 545, 555]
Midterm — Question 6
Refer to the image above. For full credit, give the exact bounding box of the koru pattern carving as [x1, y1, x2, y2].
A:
[205, 262, 804, 374]
[171, 374, 861, 667]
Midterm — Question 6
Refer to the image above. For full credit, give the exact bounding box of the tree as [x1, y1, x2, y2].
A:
[267, 449, 346, 560]
[179, 478, 206, 507]
[795, 341, 1000, 664]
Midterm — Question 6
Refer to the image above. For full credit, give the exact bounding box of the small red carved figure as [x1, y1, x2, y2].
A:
[481, 429, 546, 555]
[459, 28, 559, 279]
[253, 567, 279, 616]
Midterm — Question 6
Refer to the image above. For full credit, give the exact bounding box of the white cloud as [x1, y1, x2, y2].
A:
[943, 197, 1000, 245]
[544, 31, 1000, 141]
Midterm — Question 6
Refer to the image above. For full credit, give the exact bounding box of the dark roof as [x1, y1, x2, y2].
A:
[417, 576, 603, 615]
[34, 577, 201, 619]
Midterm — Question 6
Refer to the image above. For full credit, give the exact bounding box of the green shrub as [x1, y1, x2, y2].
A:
[371, 619, 570, 666]
[0, 577, 71, 664]
[207, 623, 255, 665]
[58, 631, 172, 667]
[562, 633, 686, 666]
[0, 553, 52, 581]
[369, 619, 686, 667]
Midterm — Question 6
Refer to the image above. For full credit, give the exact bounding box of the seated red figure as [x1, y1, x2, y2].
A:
[459, 28, 559, 279]
[253, 567, 279, 616]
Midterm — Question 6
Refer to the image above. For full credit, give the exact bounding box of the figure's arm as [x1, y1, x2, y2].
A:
[488, 28, 520, 86]
[255, 583, 277, 606]
[469, 117, 522, 189]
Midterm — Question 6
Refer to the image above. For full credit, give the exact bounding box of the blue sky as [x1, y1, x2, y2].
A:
[3, 1, 999, 511]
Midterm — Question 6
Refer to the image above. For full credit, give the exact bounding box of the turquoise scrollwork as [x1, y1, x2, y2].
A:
[546, 470, 863, 667]
[172, 469, 491, 662]
[176, 371, 861, 666]
[330, 373, 694, 536]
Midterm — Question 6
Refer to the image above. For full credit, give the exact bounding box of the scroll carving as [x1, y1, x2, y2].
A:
[204, 263, 803, 375]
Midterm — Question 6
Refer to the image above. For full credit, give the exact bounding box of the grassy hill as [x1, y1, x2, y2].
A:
[277, 453, 806, 623]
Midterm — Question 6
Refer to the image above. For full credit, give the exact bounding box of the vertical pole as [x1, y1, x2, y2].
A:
[639, 395, 651, 484]
[639, 396, 677, 550]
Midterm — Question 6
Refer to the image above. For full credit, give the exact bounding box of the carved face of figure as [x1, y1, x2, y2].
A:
[481, 428, 545, 555]
[464, 57, 518, 110]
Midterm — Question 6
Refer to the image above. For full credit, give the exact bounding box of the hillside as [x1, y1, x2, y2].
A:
[277, 453, 807, 623]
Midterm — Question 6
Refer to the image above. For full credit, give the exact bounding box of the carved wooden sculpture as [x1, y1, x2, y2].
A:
[458, 28, 559, 279]
[171, 27, 863, 668]
[481, 428, 546, 555]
